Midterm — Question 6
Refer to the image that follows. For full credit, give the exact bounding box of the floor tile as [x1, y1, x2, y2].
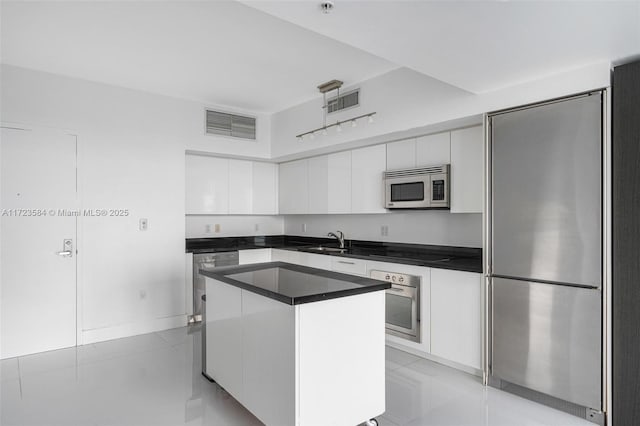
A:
[156, 325, 198, 346]
[0, 328, 597, 426]
[18, 344, 100, 377]
[90, 331, 171, 359]
[0, 357, 19, 381]
[385, 345, 421, 371]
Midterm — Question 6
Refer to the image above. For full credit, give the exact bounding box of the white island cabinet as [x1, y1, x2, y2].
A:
[203, 262, 387, 426]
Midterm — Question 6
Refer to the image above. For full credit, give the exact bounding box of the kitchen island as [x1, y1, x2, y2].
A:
[200, 261, 390, 426]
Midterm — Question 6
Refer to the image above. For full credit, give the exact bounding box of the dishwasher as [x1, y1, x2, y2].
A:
[190, 251, 239, 323]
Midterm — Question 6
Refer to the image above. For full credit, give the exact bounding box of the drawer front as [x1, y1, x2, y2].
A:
[331, 258, 367, 276]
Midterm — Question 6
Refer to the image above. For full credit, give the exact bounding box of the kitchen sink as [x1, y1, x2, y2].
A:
[302, 246, 349, 254]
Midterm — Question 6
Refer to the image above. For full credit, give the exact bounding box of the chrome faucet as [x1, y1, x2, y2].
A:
[327, 230, 345, 249]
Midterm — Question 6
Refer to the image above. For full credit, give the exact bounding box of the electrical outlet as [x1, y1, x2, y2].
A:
[254, 223, 260, 232]
[139, 218, 148, 231]
[381, 225, 389, 237]
[205, 224, 212, 233]
[214, 224, 221, 233]
[302, 223, 307, 233]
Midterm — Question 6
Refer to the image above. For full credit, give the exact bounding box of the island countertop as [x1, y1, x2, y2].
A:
[200, 261, 391, 305]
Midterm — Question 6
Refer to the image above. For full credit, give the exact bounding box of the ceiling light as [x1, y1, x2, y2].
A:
[294, 79, 376, 141]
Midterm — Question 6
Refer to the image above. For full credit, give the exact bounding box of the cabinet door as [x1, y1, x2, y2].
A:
[351, 145, 386, 213]
[300, 252, 332, 270]
[386, 139, 416, 170]
[252, 162, 278, 214]
[229, 159, 253, 214]
[416, 132, 450, 167]
[185, 155, 229, 214]
[238, 249, 272, 265]
[430, 269, 482, 369]
[278, 159, 308, 214]
[327, 151, 352, 214]
[205, 278, 243, 396]
[450, 126, 483, 213]
[308, 155, 328, 214]
[331, 258, 367, 276]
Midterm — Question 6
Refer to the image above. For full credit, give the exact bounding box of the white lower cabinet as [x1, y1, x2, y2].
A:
[249, 250, 482, 372]
[271, 249, 303, 264]
[205, 277, 385, 426]
[238, 249, 272, 265]
[331, 257, 367, 276]
[430, 268, 482, 369]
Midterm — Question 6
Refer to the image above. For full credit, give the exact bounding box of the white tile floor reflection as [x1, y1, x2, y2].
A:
[1, 327, 594, 426]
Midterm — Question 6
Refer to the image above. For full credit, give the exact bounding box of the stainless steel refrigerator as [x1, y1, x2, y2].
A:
[487, 92, 604, 423]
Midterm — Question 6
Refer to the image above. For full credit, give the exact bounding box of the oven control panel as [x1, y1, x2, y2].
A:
[370, 270, 420, 287]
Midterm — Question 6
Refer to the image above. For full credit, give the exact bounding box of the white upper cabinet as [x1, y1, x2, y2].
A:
[228, 159, 253, 214]
[279, 159, 308, 214]
[307, 155, 329, 214]
[186, 155, 278, 215]
[252, 162, 278, 215]
[186, 155, 229, 214]
[386, 139, 416, 170]
[386, 132, 450, 170]
[327, 151, 352, 214]
[351, 145, 386, 214]
[450, 126, 483, 213]
[416, 132, 450, 167]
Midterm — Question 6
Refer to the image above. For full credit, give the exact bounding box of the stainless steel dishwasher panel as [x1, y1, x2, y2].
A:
[191, 251, 238, 323]
[491, 277, 602, 410]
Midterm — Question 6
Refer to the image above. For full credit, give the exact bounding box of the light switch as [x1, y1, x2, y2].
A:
[139, 218, 148, 231]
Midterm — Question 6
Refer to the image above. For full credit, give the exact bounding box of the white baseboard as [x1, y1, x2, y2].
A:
[81, 315, 188, 345]
[386, 339, 482, 378]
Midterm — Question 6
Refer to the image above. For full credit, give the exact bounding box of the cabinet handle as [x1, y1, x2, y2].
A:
[337, 260, 355, 265]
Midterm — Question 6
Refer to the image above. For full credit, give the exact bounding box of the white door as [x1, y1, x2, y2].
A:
[1, 127, 78, 358]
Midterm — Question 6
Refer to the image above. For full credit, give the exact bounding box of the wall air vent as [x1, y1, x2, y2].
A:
[205, 110, 256, 140]
[327, 89, 359, 114]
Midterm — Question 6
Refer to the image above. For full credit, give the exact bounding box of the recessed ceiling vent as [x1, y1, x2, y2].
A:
[206, 110, 256, 140]
[327, 89, 359, 114]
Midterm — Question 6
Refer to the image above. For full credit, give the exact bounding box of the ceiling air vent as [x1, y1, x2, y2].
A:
[327, 89, 359, 114]
[206, 110, 256, 140]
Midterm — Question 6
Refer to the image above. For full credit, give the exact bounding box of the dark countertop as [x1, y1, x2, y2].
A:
[200, 261, 391, 305]
[186, 235, 483, 273]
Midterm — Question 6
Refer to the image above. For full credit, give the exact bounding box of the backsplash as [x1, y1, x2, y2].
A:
[284, 211, 482, 248]
[186, 215, 284, 238]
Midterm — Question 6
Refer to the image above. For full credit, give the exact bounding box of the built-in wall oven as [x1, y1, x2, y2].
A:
[370, 270, 421, 343]
[383, 165, 449, 209]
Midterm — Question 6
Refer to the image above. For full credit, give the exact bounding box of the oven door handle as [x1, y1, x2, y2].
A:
[387, 287, 406, 293]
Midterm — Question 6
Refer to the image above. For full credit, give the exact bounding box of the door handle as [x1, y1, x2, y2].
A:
[56, 239, 73, 258]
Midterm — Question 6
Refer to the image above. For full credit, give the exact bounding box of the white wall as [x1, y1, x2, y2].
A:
[0, 64, 270, 344]
[284, 212, 482, 248]
[186, 215, 284, 238]
[271, 63, 611, 159]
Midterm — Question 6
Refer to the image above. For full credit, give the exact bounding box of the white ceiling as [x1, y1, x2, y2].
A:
[2, 1, 639, 114]
[0, 1, 397, 113]
[244, 0, 640, 94]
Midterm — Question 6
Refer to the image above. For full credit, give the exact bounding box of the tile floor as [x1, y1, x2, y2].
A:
[1, 327, 593, 426]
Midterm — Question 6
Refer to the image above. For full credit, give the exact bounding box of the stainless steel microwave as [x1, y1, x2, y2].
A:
[383, 165, 450, 209]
